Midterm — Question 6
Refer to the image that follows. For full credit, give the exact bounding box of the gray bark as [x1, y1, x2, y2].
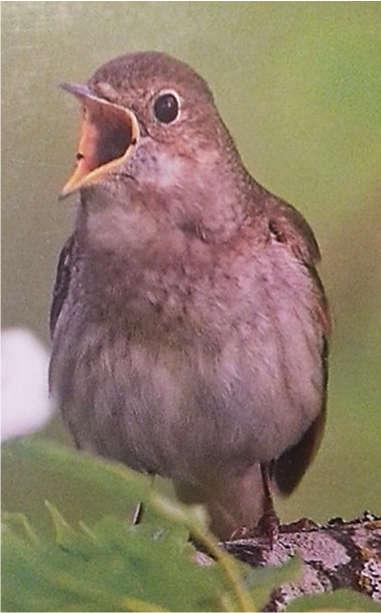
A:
[198, 512, 381, 611]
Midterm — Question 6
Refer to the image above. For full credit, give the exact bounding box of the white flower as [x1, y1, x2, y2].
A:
[1, 328, 56, 441]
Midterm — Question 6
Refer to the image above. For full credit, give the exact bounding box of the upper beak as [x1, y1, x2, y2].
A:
[60, 82, 139, 198]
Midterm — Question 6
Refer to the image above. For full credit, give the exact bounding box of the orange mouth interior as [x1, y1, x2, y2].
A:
[61, 96, 139, 197]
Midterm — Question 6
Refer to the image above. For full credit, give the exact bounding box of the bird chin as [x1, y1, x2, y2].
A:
[60, 83, 140, 198]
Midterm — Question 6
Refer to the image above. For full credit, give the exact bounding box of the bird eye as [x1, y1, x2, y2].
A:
[153, 92, 180, 124]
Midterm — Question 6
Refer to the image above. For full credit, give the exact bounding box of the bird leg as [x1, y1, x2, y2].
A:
[257, 463, 280, 546]
[131, 474, 155, 526]
[131, 501, 144, 525]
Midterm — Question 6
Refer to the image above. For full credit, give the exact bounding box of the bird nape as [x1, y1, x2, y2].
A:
[50, 51, 330, 542]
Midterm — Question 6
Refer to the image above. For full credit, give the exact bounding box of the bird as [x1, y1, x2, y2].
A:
[50, 51, 330, 541]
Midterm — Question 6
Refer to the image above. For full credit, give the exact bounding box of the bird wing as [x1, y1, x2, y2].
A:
[264, 196, 321, 265]
[272, 336, 329, 495]
[263, 195, 331, 495]
[50, 234, 77, 338]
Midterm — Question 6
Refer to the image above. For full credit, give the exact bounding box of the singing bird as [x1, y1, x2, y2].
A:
[50, 52, 329, 540]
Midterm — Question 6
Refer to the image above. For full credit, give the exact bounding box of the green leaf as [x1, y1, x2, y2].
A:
[286, 588, 380, 612]
[2, 436, 166, 535]
[2, 438, 259, 611]
[2, 512, 39, 545]
[44, 500, 78, 546]
[3, 507, 239, 612]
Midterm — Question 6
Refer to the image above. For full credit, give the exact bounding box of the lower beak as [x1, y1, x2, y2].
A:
[60, 83, 139, 198]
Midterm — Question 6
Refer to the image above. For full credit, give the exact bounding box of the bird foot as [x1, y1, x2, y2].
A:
[229, 525, 253, 541]
[228, 511, 280, 546]
[257, 507, 280, 547]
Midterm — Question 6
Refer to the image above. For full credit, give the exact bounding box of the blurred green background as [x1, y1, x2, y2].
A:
[2, 2, 380, 529]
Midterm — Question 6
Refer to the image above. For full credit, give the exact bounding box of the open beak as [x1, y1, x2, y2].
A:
[60, 83, 139, 198]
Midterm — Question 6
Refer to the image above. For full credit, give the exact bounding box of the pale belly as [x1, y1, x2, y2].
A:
[50, 306, 323, 483]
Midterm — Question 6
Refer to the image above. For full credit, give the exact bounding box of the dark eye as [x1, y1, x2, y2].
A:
[153, 92, 179, 124]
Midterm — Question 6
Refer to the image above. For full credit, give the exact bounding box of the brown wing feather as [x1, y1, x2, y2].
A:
[263, 193, 330, 495]
[273, 336, 329, 495]
[264, 195, 321, 265]
[50, 234, 76, 338]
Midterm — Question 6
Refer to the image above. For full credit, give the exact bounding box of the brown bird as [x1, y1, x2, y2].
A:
[50, 51, 330, 541]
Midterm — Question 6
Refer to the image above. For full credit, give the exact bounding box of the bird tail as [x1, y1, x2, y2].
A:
[174, 463, 266, 541]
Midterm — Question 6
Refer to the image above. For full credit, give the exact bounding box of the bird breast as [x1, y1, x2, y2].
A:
[50, 240, 324, 482]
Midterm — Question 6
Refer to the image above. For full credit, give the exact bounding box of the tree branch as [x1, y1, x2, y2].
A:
[197, 512, 381, 611]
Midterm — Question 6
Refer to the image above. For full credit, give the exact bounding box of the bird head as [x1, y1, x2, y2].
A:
[60, 51, 237, 199]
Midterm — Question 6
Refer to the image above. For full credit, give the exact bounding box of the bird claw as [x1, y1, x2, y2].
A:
[229, 525, 252, 541]
[257, 507, 280, 548]
[229, 510, 280, 547]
